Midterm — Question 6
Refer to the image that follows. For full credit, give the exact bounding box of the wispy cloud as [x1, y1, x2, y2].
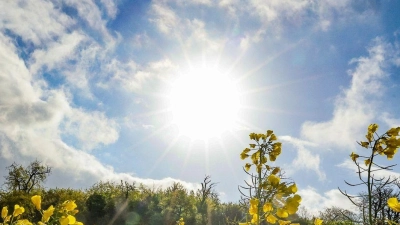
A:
[0, 0, 72, 46]
[299, 187, 358, 215]
[301, 38, 397, 151]
[281, 136, 326, 180]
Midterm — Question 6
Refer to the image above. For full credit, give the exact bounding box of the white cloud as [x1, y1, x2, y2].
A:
[150, 2, 225, 55]
[29, 31, 86, 75]
[63, 108, 119, 151]
[301, 39, 391, 150]
[0, 32, 200, 192]
[299, 187, 359, 216]
[108, 58, 178, 93]
[150, 2, 180, 35]
[281, 136, 326, 180]
[63, 0, 114, 41]
[0, 0, 72, 46]
[217, 0, 375, 48]
[99, 0, 118, 19]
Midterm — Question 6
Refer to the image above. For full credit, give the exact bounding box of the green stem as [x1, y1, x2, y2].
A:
[367, 137, 379, 225]
[257, 146, 263, 225]
[367, 153, 374, 225]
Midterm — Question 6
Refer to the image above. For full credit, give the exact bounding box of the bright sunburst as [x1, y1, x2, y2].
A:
[169, 65, 240, 139]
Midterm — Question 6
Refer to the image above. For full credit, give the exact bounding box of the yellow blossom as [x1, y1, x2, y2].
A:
[31, 195, 42, 210]
[60, 215, 76, 225]
[177, 217, 184, 225]
[387, 127, 400, 137]
[276, 208, 288, 218]
[268, 174, 280, 187]
[240, 152, 249, 160]
[269, 134, 277, 141]
[388, 197, 400, 212]
[251, 214, 259, 224]
[13, 205, 25, 217]
[314, 218, 323, 225]
[272, 167, 280, 175]
[245, 163, 251, 171]
[15, 219, 32, 225]
[278, 220, 291, 225]
[1, 206, 8, 219]
[365, 159, 371, 166]
[293, 194, 301, 203]
[266, 214, 277, 224]
[63, 200, 77, 211]
[263, 203, 273, 212]
[266, 130, 273, 137]
[42, 205, 55, 222]
[249, 198, 259, 215]
[288, 184, 297, 193]
[368, 124, 379, 134]
[360, 141, 369, 148]
[350, 152, 359, 162]
[249, 144, 256, 148]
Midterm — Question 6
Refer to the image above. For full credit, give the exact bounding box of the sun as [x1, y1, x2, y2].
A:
[169, 65, 240, 139]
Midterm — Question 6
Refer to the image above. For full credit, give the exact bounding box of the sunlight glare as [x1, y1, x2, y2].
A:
[169, 66, 240, 139]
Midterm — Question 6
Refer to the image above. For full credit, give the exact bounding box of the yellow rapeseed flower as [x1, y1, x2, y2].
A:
[368, 124, 379, 134]
[288, 184, 297, 193]
[384, 147, 397, 160]
[63, 200, 77, 211]
[245, 163, 251, 171]
[276, 208, 288, 218]
[350, 152, 359, 162]
[42, 205, 55, 222]
[360, 141, 369, 148]
[13, 205, 25, 217]
[272, 167, 280, 175]
[15, 219, 33, 225]
[1, 206, 8, 219]
[268, 174, 280, 187]
[314, 218, 323, 225]
[266, 214, 277, 224]
[240, 152, 249, 160]
[278, 220, 291, 225]
[177, 217, 185, 225]
[59, 215, 76, 225]
[269, 134, 277, 141]
[266, 130, 273, 137]
[31, 195, 42, 210]
[388, 197, 400, 212]
[263, 203, 273, 212]
[364, 159, 371, 166]
[387, 127, 400, 137]
[251, 213, 259, 224]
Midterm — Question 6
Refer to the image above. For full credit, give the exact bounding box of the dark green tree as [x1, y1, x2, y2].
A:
[4, 160, 51, 193]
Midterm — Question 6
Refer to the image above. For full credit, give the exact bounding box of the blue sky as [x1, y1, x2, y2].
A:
[1, 0, 400, 215]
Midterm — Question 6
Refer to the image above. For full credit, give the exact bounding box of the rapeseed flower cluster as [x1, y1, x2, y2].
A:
[351, 124, 400, 164]
[1, 195, 83, 225]
[239, 130, 301, 225]
[176, 218, 184, 225]
[347, 124, 400, 222]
